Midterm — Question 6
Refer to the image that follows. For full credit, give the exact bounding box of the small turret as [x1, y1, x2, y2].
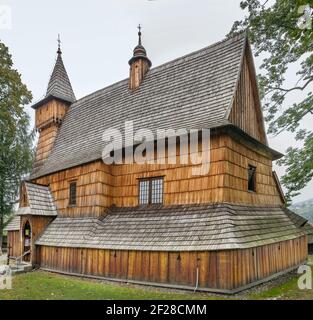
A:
[128, 25, 152, 90]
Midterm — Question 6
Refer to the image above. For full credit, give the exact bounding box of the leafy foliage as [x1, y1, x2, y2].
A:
[228, 0, 313, 202]
[0, 40, 34, 244]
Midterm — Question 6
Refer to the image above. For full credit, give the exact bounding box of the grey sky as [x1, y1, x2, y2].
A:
[1, 0, 312, 203]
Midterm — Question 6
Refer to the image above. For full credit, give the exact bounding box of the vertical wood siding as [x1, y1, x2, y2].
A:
[38, 235, 308, 291]
[229, 54, 266, 144]
[7, 231, 21, 258]
[20, 215, 54, 264]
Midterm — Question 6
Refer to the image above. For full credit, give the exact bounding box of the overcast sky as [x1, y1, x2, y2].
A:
[1, 0, 312, 203]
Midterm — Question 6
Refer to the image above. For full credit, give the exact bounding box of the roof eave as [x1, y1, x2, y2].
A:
[220, 124, 284, 161]
[31, 94, 75, 110]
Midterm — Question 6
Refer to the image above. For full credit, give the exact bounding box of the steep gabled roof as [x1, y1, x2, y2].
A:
[36, 203, 308, 251]
[31, 33, 248, 179]
[16, 182, 57, 216]
[32, 50, 76, 109]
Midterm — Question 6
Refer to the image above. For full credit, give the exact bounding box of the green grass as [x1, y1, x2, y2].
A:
[0, 266, 313, 300]
[248, 275, 313, 300]
[0, 271, 223, 300]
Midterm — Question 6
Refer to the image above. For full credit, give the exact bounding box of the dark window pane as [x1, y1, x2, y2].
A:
[248, 165, 256, 192]
[69, 182, 77, 205]
[139, 180, 149, 205]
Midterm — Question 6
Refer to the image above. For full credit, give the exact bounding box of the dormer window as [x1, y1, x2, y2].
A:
[69, 181, 77, 206]
[139, 177, 163, 205]
[248, 165, 256, 192]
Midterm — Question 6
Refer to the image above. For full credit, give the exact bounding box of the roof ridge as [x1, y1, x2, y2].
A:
[149, 32, 247, 73]
[72, 32, 247, 107]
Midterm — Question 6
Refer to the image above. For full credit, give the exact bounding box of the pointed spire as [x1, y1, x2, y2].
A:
[45, 36, 76, 103]
[128, 24, 151, 67]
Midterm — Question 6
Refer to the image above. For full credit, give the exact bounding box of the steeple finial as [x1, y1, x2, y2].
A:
[138, 24, 142, 46]
[57, 34, 62, 55]
[128, 24, 152, 90]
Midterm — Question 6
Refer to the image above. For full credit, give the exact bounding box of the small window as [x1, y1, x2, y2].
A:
[139, 180, 149, 205]
[69, 181, 77, 206]
[248, 165, 256, 192]
[139, 177, 163, 205]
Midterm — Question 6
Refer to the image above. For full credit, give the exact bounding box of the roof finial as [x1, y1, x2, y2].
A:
[57, 34, 62, 55]
[137, 24, 142, 46]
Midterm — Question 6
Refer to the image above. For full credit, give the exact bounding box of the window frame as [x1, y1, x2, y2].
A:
[138, 176, 164, 205]
[68, 181, 77, 206]
[248, 165, 257, 193]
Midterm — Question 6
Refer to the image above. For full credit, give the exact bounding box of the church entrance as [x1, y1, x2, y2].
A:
[23, 221, 31, 262]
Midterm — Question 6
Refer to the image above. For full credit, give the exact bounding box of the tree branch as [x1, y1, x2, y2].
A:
[267, 77, 313, 93]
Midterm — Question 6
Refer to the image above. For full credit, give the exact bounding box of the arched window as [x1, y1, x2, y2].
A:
[23, 221, 31, 261]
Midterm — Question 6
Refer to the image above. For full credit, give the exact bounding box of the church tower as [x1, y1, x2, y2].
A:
[32, 37, 75, 173]
[128, 25, 152, 90]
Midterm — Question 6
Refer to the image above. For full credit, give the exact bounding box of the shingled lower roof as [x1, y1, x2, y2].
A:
[4, 215, 21, 231]
[31, 33, 247, 179]
[17, 182, 57, 217]
[35, 203, 309, 251]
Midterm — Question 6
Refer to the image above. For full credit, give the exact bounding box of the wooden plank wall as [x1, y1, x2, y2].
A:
[229, 54, 266, 144]
[223, 136, 282, 205]
[7, 231, 21, 258]
[35, 100, 68, 129]
[38, 235, 308, 291]
[33, 124, 59, 171]
[20, 215, 54, 265]
[35, 161, 114, 217]
[34, 133, 283, 218]
[34, 99, 69, 171]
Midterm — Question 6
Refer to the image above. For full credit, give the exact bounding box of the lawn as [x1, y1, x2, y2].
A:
[0, 271, 220, 300]
[0, 268, 312, 300]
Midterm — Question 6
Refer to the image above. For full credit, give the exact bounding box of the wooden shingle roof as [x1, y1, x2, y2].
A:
[45, 51, 76, 103]
[17, 182, 57, 217]
[32, 50, 76, 110]
[35, 203, 309, 251]
[31, 33, 247, 179]
[4, 215, 21, 231]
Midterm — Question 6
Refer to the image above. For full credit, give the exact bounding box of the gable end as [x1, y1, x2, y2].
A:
[227, 39, 268, 145]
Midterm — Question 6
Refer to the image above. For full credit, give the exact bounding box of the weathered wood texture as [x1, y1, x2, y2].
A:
[34, 161, 113, 217]
[34, 124, 59, 170]
[38, 235, 307, 291]
[19, 182, 29, 207]
[33, 133, 283, 218]
[20, 215, 54, 264]
[129, 58, 150, 90]
[35, 99, 68, 130]
[7, 231, 21, 258]
[222, 136, 281, 205]
[34, 99, 69, 172]
[229, 51, 266, 144]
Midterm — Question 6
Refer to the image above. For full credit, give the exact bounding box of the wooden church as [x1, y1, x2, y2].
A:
[5, 30, 311, 293]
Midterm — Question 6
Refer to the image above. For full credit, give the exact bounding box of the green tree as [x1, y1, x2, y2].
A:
[228, 0, 313, 202]
[0, 40, 34, 248]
